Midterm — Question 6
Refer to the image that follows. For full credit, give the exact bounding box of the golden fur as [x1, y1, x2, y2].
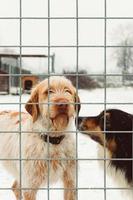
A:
[0, 76, 80, 200]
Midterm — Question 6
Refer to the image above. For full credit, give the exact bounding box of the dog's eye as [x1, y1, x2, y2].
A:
[48, 89, 55, 94]
[45, 89, 55, 94]
[64, 89, 72, 94]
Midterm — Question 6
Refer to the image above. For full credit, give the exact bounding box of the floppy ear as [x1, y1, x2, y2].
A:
[74, 95, 81, 115]
[25, 89, 40, 122]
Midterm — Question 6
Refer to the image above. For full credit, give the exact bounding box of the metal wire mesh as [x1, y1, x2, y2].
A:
[0, 0, 133, 200]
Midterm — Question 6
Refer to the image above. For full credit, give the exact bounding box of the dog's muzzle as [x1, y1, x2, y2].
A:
[55, 99, 69, 113]
[76, 117, 84, 131]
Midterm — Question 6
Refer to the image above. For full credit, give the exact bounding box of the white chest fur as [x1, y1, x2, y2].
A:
[97, 144, 133, 199]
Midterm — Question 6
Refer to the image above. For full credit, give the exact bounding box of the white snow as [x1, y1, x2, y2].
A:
[0, 87, 133, 200]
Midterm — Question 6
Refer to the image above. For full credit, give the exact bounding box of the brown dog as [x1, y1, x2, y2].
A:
[0, 76, 80, 200]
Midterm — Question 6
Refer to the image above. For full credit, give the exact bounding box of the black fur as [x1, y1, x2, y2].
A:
[78, 109, 133, 185]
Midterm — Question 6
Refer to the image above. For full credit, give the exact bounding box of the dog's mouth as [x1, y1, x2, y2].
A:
[53, 113, 69, 121]
[78, 125, 103, 145]
[88, 133, 103, 145]
[81, 131, 103, 145]
[51, 111, 69, 119]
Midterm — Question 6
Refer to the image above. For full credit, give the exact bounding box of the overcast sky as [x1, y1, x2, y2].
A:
[0, 0, 133, 74]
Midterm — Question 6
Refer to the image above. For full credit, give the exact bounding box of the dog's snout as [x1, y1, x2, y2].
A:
[76, 117, 84, 130]
[55, 99, 69, 110]
[58, 103, 68, 109]
[77, 117, 82, 125]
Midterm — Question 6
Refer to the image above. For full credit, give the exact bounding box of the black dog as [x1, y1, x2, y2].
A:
[78, 109, 133, 187]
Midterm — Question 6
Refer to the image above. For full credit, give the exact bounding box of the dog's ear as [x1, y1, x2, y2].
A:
[74, 94, 81, 115]
[25, 89, 40, 122]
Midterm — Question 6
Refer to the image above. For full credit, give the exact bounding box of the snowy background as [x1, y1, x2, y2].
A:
[0, 0, 133, 74]
[0, 88, 133, 200]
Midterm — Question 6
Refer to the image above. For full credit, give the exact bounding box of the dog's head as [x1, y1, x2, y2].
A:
[78, 109, 132, 157]
[25, 76, 80, 131]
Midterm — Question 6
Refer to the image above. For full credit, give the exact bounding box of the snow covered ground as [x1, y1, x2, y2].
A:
[0, 87, 133, 200]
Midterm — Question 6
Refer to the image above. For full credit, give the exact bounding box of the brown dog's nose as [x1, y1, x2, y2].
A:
[55, 99, 69, 110]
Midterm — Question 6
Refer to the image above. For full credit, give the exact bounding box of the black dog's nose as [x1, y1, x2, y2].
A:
[75, 117, 82, 126]
[78, 117, 82, 125]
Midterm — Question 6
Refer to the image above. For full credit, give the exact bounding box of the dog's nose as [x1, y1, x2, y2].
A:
[75, 117, 83, 130]
[56, 99, 69, 110]
[75, 117, 82, 127]
[77, 117, 82, 125]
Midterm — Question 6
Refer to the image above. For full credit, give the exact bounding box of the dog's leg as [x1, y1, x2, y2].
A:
[63, 161, 76, 200]
[23, 190, 37, 200]
[12, 180, 37, 200]
[22, 160, 47, 200]
[22, 180, 43, 200]
[12, 180, 20, 200]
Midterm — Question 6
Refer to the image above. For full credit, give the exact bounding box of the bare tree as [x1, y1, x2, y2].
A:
[113, 24, 133, 85]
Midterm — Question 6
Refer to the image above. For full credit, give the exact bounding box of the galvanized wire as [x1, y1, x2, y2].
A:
[0, 0, 133, 199]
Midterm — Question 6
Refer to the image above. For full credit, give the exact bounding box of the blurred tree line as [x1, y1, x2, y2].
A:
[114, 24, 133, 85]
